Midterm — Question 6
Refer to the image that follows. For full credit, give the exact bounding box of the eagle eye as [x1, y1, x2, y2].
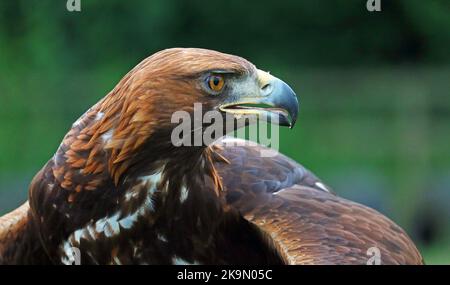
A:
[206, 74, 225, 93]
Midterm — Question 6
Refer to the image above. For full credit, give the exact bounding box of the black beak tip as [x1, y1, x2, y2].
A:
[285, 88, 299, 129]
[290, 120, 297, 129]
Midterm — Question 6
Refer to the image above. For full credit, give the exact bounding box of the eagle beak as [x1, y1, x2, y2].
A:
[219, 69, 299, 128]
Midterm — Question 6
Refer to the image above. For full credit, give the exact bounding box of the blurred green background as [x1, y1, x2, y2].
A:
[0, 0, 449, 264]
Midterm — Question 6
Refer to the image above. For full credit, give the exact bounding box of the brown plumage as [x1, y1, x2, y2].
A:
[0, 48, 423, 264]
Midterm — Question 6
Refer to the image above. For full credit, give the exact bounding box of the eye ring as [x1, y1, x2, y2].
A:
[206, 74, 225, 93]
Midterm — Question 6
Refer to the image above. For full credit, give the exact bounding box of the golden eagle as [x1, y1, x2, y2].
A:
[0, 48, 423, 264]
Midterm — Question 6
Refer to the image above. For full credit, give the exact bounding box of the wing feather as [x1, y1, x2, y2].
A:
[214, 138, 423, 265]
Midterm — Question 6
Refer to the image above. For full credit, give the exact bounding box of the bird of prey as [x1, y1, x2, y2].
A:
[0, 48, 423, 265]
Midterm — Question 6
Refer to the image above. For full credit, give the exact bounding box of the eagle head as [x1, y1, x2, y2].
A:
[106, 49, 297, 138]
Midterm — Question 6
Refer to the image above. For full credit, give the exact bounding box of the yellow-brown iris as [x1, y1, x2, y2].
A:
[207, 74, 225, 92]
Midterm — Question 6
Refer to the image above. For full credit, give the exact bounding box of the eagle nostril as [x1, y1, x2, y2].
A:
[261, 82, 273, 96]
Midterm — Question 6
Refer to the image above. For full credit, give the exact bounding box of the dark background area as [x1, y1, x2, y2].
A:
[0, 0, 449, 263]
